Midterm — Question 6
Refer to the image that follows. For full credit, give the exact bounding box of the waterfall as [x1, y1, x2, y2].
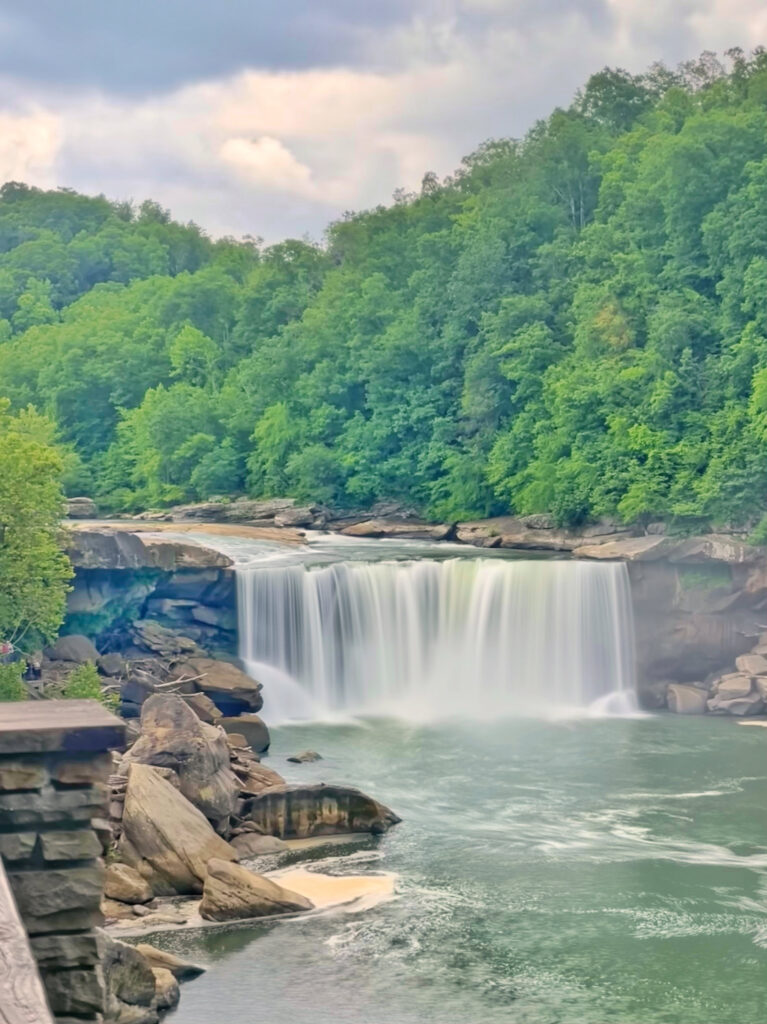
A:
[235, 557, 636, 721]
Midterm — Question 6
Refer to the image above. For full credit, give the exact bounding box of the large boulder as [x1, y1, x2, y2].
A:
[66, 496, 97, 519]
[46, 633, 99, 664]
[708, 689, 765, 716]
[243, 783, 401, 838]
[219, 714, 270, 753]
[104, 862, 153, 904]
[134, 944, 205, 981]
[99, 932, 158, 1023]
[122, 694, 238, 825]
[667, 684, 708, 714]
[735, 653, 767, 676]
[118, 764, 237, 895]
[171, 658, 263, 715]
[715, 673, 753, 699]
[199, 858, 312, 921]
[230, 833, 288, 857]
[152, 968, 180, 1012]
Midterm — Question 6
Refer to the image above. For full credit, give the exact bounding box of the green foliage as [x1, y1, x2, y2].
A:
[61, 661, 102, 700]
[0, 401, 73, 646]
[1, 52, 767, 531]
[0, 662, 26, 702]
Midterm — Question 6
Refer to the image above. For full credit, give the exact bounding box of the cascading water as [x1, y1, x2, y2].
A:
[235, 556, 636, 721]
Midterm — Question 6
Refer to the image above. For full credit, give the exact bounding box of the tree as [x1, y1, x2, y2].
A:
[0, 401, 72, 649]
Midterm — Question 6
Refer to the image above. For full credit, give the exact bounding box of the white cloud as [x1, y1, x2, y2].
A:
[220, 136, 315, 195]
[0, 108, 59, 186]
[1, 1, 765, 240]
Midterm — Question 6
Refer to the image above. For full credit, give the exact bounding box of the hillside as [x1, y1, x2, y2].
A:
[1, 49, 767, 532]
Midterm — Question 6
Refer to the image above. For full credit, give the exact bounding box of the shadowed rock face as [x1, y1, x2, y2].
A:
[242, 783, 401, 839]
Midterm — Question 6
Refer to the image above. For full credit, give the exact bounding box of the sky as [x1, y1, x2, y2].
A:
[1, 1, 765, 242]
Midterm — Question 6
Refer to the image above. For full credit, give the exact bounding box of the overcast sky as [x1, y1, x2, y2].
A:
[1, 1, 765, 241]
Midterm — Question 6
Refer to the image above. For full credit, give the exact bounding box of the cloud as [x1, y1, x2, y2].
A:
[0, 1, 764, 241]
[220, 137, 315, 196]
[0, 109, 59, 186]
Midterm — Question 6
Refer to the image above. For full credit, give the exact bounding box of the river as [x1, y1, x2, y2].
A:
[161, 715, 767, 1024]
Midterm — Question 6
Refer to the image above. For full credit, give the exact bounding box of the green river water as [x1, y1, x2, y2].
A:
[160, 715, 767, 1024]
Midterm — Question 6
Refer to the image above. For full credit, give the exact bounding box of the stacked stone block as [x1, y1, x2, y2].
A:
[0, 700, 125, 1023]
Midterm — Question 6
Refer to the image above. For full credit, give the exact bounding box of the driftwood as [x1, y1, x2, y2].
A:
[0, 860, 53, 1024]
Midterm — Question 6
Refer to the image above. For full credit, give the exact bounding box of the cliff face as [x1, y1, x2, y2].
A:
[62, 528, 237, 655]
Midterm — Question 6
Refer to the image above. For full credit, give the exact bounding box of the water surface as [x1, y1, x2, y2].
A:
[164, 716, 767, 1024]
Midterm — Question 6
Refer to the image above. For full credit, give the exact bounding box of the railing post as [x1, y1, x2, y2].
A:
[0, 700, 125, 1023]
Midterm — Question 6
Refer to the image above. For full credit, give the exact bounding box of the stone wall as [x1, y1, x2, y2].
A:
[0, 700, 125, 1023]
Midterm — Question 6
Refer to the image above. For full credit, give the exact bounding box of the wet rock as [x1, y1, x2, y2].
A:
[219, 714, 270, 752]
[134, 944, 205, 981]
[104, 863, 153, 905]
[46, 633, 99, 664]
[100, 933, 157, 1021]
[152, 967, 180, 1011]
[199, 858, 313, 921]
[243, 783, 401, 838]
[667, 684, 709, 714]
[118, 763, 237, 895]
[121, 695, 238, 825]
[287, 750, 323, 763]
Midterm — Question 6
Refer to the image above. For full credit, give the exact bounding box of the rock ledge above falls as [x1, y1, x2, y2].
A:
[65, 525, 233, 571]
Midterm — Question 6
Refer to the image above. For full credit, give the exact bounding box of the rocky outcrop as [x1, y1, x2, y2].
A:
[66, 526, 233, 571]
[169, 659, 263, 716]
[66, 496, 97, 518]
[243, 783, 401, 838]
[340, 519, 454, 541]
[230, 833, 288, 857]
[199, 858, 313, 921]
[45, 633, 99, 664]
[100, 933, 158, 1023]
[104, 863, 153, 905]
[455, 516, 631, 552]
[121, 695, 238, 826]
[133, 944, 205, 981]
[667, 683, 708, 714]
[152, 967, 180, 1012]
[118, 763, 237, 895]
[219, 714, 270, 752]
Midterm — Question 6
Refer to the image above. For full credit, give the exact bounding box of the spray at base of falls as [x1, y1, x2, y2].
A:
[236, 557, 636, 722]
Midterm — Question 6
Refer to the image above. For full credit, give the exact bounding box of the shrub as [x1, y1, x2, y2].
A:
[0, 662, 26, 702]
[62, 661, 102, 700]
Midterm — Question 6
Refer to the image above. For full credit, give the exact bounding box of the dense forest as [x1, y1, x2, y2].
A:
[1, 49, 767, 531]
